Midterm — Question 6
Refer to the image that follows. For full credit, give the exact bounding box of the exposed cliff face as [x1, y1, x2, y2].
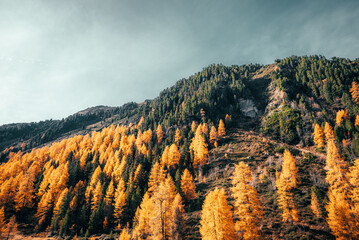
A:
[239, 99, 258, 118]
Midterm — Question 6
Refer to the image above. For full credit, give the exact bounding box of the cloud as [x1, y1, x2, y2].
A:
[0, 0, 358, 124]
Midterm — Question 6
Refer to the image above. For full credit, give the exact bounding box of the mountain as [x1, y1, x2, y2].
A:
[0, 55, 359, 239]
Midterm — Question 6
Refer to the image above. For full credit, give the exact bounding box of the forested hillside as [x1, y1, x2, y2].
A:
[1, 55, 359, 239]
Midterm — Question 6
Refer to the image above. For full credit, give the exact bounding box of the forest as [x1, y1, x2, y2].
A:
[0, 56, 359, 239]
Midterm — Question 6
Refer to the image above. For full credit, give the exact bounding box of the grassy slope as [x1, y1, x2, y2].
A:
[186, 128, 334, 240]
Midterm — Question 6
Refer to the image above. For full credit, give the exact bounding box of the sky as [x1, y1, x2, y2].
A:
[1, 0, 359, 125]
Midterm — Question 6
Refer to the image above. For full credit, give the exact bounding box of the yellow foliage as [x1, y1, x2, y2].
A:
[336, 110, 349, 127]
[231, 162, 263, 239]
[310, 190, 321, 218]
[313, 124, 325, 149]
[218, 119, 226, 138]
[180, 169, 197, 201]
[199, 188, 236, 240]
[350, 81, 359, 104]
[276, 150, 299, 222]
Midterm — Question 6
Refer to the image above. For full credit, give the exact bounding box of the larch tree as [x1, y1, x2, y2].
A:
[168, 144, 181, 168]
[275, 149, 299, 222]
[336, 110, 349, 127]
[0, 207, 5, 236]
[171, 193, 186, 240]
[199, 188, 236, 240]
[180, 169, 197, 201]
[350, 81, 359, 104]
[355, 115, 359, 127]
[218, 119, 226, 138]
[191, 121, 197, 132]
[349, 159, 359, 234]
[114, 179, 127, 228]
[190, 128, 209, 168]
[148, 162, 167, 196]
[156, 124, 164, 143]
[310, 189, 321, 218]
[231, 162, 263, 239]
[150, 176, 177, 240]
[119, 228, 131, 240]
[324, 122, 335, 144]
[313, 124, 325, 149]
[133, 192, 153, 239]
[325, 140, 357, 239]
[91, 181, 103, 211]
[174, 128, 181, 146]
[161, 146, 170, 166]
[209, 126, 218, 147]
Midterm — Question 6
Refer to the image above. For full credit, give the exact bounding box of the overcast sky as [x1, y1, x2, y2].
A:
[1, 0, 359, 125]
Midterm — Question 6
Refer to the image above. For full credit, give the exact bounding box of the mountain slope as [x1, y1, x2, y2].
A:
[1, 55, 359, 239]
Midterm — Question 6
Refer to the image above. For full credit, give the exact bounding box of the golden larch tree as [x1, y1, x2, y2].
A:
[350, 81, 359, 104]
[156, 124, 164, 143]
[218, 119, 226, 138]
[171, 193, 186, 240]
[199, 188, 237, 240]
[133, 192, 153, 239]
[161, 146, 170, 166]
[209, 126, 218, 147]
[119, 228, 131, 240]
[114, 179, 127, 227]
[336, 110, 349, 127]
[149, 176, 177, 240]
[174, 128, 181, 146]
[0, 207, 5, 236]
[355, 115, 359, 127]
[324, 122, 335, 143]
[310, 189, 321, 218]
[168, 144, 181, 168]
[231, 162, 263, 239]
[190, 129, 209, 168]
[313, 124, 325, 149]
[276, 149, 299, 222]
[147, 162, 167, 196]
[325, 140, 357, 239]
[180, 169, 197, 201]
[191, 121, 197, 132]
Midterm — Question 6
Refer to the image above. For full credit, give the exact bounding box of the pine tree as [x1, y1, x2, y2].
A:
[350, 81, 359, 104]
[231, 162, 263, 239]
[218, 119, 226, 138]
[180, 169, 197, 201]
[276, 149, 299, 222]
[313, 124, 325, 149]
[156, 124, 164, 143]
[199, 188, 236, 240]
